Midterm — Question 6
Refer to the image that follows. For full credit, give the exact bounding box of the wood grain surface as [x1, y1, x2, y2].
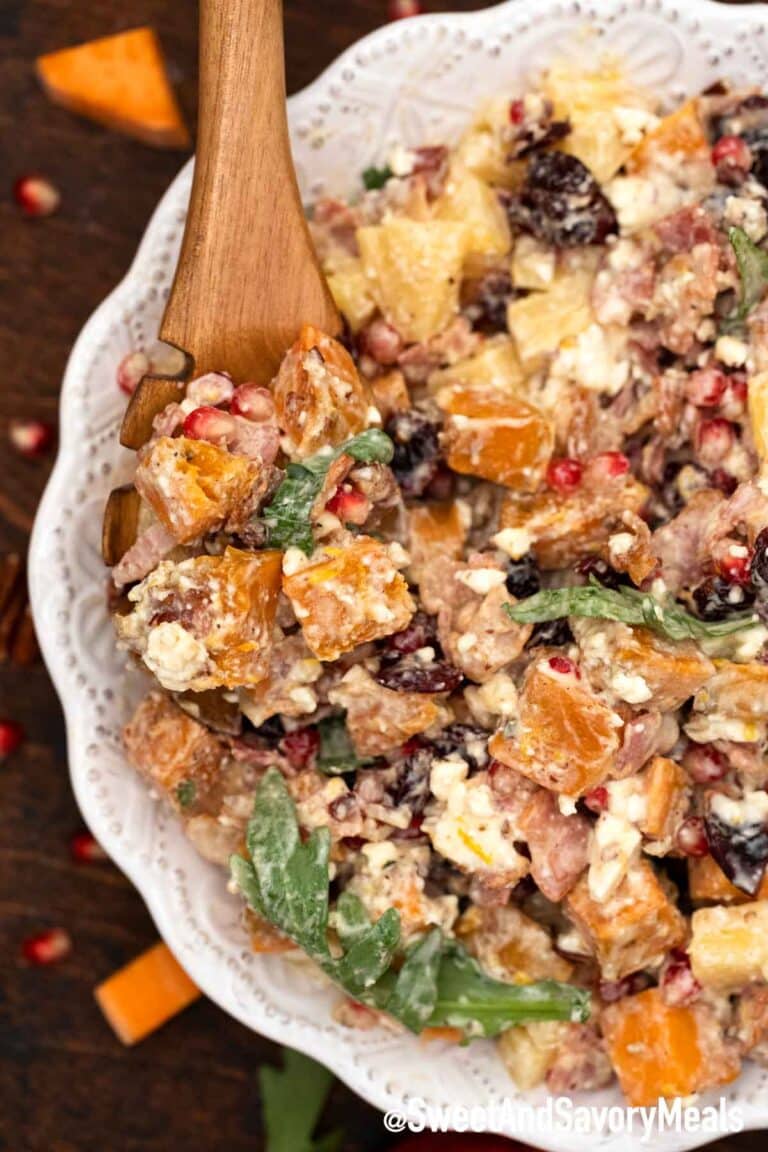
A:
[0, 2, 762, 1150]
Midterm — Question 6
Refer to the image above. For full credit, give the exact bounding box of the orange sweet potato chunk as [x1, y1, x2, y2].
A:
[135, 436, 263, 543]
[37, 28, 189, 149]
[602, 988, 740, 1106]
[489, 657, 620, 796]
[407, 501, 467, 587]
[688, 854, 768, 905]
[283, 536, 415, 661]
[437, 384, 553, 490]
[627, 99, 709, 173]
[272, 324, 369, 458]
[95, 942, 200, 1046]
[639, 756, 690, 842]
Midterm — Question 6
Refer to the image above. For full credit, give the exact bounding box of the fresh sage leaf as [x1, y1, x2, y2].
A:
[263, 429, 394, 554]
[385, 928, 444, 1033]
[504, 576, 756, 642]
[362, 165, 393, 191]
[724, 225, 768, 331]
[316, 714, 372, 775]
[175, 779, 196, 808]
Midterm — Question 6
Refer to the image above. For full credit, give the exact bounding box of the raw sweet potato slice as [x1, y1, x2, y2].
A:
[95, 942, 200, 1046]
[37, 28, 190, 149]
[602, 988, 740, 1106]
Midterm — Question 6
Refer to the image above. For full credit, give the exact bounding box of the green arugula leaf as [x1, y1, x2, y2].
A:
[231, 769, 591, 1039]
[175, 780, 196, 808]
[362, 165, 394, 191]
[316, 714, 373, 775]
[724, 226, 768, 331]
[262, 429, 394, 554]
[260, 1048, 341, 1152]
[504, 576, 756, 642]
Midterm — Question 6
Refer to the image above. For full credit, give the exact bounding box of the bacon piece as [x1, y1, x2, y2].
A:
[112, 522, 178, 587]
[518, 790, 590, 901]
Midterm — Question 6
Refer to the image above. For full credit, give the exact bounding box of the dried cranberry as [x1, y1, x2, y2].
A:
[431, 724, 489, 769]
[504, 553, 540, 600]
[742, 124, 768, 188]
[527, 618, 574, 648]
[460, 268, 516, 334]
[375, 659, 463, 694]
[382, 611, 438, 657]
[750, 527, 768, 588]
[384, 410, 441, 498]
[693, 575, 755, 620]
[575, 555, 626, 590]
[504, 151, 618, 248]
[279, 727, 320, 769]
[390, 745, 433, 814]
[705, 802, 768, 895]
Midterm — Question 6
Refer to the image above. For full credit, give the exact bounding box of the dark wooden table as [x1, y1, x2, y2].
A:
[0, 1, 763, 1149]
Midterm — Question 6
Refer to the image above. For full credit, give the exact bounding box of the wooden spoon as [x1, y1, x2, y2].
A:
[106, 0, 341, 561]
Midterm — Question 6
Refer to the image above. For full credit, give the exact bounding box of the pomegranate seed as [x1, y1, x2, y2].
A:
[696, 417, 734, 467]
[685, 366, 727, 407]
[182, 405, 236, 444]
[279, 727, 320, 770]
[326, 486, 369, 525]
[661, 948, 702, 1006]
[584, 786, 609, 814]
[717, 546, 752, 585]
[711, 135, 752, 178]
[675, 816, 710, 857]
[186, 371, 235, 408]
[546, 457, 583, 495]
[70, 830, 107, 864]
[230, 383, 274, 421]
[0, 719, 24, 760]
[682, 742, 729, 784]
[388, 0, 421, 18]
[590, 451, 630, 481]
[509, 98, 526, 125]
[547, 654, 579, 677]
[13, 174, 60, 217]
[721, 373, 748, 418]
[359, 318, 404, 366]
[116, 351, 150, 397]
[9, 419, 54, 458]
[22, 927, 72, 966]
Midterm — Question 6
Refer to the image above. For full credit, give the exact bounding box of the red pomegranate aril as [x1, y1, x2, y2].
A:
[682, 742, 729, 784]
[182, 405, 236, 444]
[546, 457, 583, 495]
[326, 486, 370, 525]
[13, 174, 60, 217]
[717, 546, 752, 585]
[711, 134, 752, 175]
[70, 830, 107, 864]
[116, 351, 150, 397]
[9, 419, 54, 459]
[710, 467, 738, 495]
[696, 417, 734, 467]
[590, 450, 630, 481]
[584, 786, 609, 814]
[22, 927, 72, 966]
[509, 98, 526, 125]
[685, 366, 727, 407]
[661, 948, 702, 1006]
[359, 317, 404, 366]
[388, 0, 421, 18]
[230, 383, 275, 422]
[721, 373, 748, 418]
[0, 719, 24, 760]
[675, 816, 710, 857]
[547, 654, 579, 677]
[280, 727, 320, 770]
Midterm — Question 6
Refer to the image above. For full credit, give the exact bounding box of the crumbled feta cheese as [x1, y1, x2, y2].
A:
[492, 526, 533, 560]
[715, 335, 749, 368]
[455, 567, 507, 595]
[588, 812, 642, 901]
[550, 323, 629, 397]
[710, 790, 768, 826]
[610, 670, 653, 705]
[143, 621, 209, 693]
[725, 195, 768, 243]
[425, 757, 526, 875]
[366, 405, 383, 425]
[465, 671, 519, 727]
[608, 531, 635, 562]
[456, 632, 476, 655]
[558, 794, 578, 817]
[685, 713, 766, 744]
[283, 547, 307, 577]
[387, 145, 415, 177]
[606, 172, 687, 233]
[613, 105, 660, 147]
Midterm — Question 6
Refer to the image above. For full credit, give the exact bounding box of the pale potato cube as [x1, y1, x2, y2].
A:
[326, 258, 377, 333]
[507, 267, 595, 363]
[357, 218, 468, 343]
[748, 370, 768, 472]
[427, 335, 523, 395]
[499, 1022, 569, 1090]
[511, 235, 556, 291]
[433, 163, 511, 256]
[457, 904, 573, 984]
[690, 902, 768, 989]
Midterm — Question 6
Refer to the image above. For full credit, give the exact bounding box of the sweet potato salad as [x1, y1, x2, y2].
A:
[111, 64, 768, 1105]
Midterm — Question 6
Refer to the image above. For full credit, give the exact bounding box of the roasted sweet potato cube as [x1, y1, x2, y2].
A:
[272, 324, 369, 458]
[602, 988, 740, 1106]
[566, 860, 685, 980]
[627, 99, 708, 173]
[116, 548, 282, 691]
[639, 756, 690, 842]
[457, 904, 573, 983]
[282, 536, 415, 661]
[407, 501, 467, 588]
[577, 620, 714, 712]
[123, 691, 225, 808]
[690, 902, 768, 989]
[688, 854, 768, 905]
[328, 665, 451, 756]
[500, 478, 649, 569]
[438, 384, 553, 490]
[135, 436, 262, 544]
[489, 657, 621, 796]
[692, 661, 768, 722]
[245, 908, 296, 954]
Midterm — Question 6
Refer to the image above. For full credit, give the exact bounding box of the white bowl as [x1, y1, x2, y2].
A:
[30, 2, 768, 1147]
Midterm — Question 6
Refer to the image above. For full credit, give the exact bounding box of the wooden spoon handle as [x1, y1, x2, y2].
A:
[160, 0, 339, 383]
